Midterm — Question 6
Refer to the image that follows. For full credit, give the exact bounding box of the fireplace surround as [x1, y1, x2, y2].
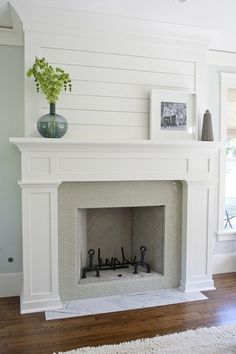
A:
[10, 138, 218, 313]
[58, 180, 181, 300]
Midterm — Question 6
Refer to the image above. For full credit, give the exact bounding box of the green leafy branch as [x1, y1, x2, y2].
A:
[27, 57, 72, 104]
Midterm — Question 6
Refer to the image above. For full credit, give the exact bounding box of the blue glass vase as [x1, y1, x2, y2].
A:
[37, 103, 68, 138]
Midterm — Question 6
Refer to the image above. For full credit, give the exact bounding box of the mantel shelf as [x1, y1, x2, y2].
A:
[10, 137, 222, 153]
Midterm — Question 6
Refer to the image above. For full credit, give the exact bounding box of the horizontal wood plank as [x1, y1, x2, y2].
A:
[40, 35, 200, 62]
[59, 64, 195, 89]
[41, 95, 149, 113]
[59, 81, 193, 98]
[65, 125, 149, 140]
[42, 47, 195, 76]
[39, 108, 148, 127]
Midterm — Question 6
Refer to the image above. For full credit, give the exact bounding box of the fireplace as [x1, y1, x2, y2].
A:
[58, 181, 181, 300]
[10, 138, 218, 313]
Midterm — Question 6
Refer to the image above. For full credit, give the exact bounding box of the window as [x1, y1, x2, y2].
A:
[224, 89, 236, 230]
[218, 73, 236, 238]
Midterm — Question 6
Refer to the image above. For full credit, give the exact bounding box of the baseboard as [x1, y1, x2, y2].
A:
[213, 253, 236, 274]
[20, 295, 62, 314]
[0, 273, 23, 297]
[179, 279, 215, 292]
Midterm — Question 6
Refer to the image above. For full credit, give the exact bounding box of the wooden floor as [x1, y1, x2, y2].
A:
[0, 273, 236, 354]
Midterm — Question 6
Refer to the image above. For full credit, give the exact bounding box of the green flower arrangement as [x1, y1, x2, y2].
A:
[27, 57, 72, 138]
[26, 57, 72, 104]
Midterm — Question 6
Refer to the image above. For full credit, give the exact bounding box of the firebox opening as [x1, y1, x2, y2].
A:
[77, 206, 164, 283]
[59, 180, 182, 300]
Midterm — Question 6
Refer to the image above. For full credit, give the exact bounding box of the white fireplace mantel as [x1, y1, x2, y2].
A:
[11, 138, 219, 183]
[10, 137, 220, 313]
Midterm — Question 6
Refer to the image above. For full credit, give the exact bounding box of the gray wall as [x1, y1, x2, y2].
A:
[0, 45, 24, 274]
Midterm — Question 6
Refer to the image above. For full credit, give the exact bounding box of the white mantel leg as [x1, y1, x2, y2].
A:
[180, 181, 215, 292]
[19, 182, 62, 313]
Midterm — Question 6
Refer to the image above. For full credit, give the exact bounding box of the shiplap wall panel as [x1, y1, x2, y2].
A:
[42, 48, 195, 76]
[60, 81, 152, 98]
[64, 125, 148, 140]
[58, 81, 187, 99]
[39, 34, 200, 63]
[39, 109, 148, 127]
[35, 41, 196, 139]
[56, 64, 194, 89]
[41, 96, 149, 113]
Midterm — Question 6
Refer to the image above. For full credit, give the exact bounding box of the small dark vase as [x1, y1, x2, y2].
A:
[37, 103, 68, 138]
[201, 110, 214, 141]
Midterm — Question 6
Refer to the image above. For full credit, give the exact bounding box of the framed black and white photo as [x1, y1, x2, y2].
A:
[150, 89, 197, 140]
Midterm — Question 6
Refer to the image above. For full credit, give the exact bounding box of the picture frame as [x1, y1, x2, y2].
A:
[150, 89, 197, 140]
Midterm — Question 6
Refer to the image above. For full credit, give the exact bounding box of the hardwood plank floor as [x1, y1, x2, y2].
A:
[0, 273, 236, 354]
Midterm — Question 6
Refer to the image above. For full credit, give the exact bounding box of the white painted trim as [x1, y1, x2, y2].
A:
[10, 1, 216, 46]
[207, 50, 236, 67]
[0, 273, 23, 297]
[180, 181, 216, 293]
[10, 138, 221, 152]
[179, 279, 215, 292]
[216, 231, 236, 242]
[19, 183, 60, 314]
[213, 253, 236, 274]
[10, 138, 220, 184]
[10, 138, 219, 313]
[18, 181, 62, 188]
[20, 295, 62, 314]
[217, 73, 236, 233]
[0, 27, 23, 46]
[0, 5, 23, 46]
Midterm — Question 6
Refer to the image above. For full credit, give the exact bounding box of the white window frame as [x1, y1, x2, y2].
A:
[217, 73, 236, 241]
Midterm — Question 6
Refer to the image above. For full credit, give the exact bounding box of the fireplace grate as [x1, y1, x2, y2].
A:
[82, 246, 151, 279]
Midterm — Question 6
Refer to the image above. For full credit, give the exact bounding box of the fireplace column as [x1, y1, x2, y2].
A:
[19, 181, 62, 313]
[180, 181, 215, 292]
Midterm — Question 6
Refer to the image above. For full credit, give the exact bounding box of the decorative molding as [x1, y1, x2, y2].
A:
[216, 231, 236, 242]
[216, 73, 236, 233]
[19, 183, 60, 313]
[209, 32, 236, 54]
[18, 181, 62, 188]
[10, 1, 216, 47]
[179, 279, 215, 292]
[0, 27, 23, 46]
[0, 4, 23, 46]
[20, 295, 62, 314]
[10, 138, 220, 183]
[0, 273, 23, 297]
[10, 138, 221, 151]
[207, 50, 236, 67]
[180, 181, 216, 293]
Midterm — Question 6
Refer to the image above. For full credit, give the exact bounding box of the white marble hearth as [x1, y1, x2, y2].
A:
[45, 289, 208, 320]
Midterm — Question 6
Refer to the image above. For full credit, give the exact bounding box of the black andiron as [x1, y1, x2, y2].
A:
[82, 245, 151, 278]
[133, 246, 151, 274]
[98, 247, 130, 271]
[81, 249, 100, 279]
